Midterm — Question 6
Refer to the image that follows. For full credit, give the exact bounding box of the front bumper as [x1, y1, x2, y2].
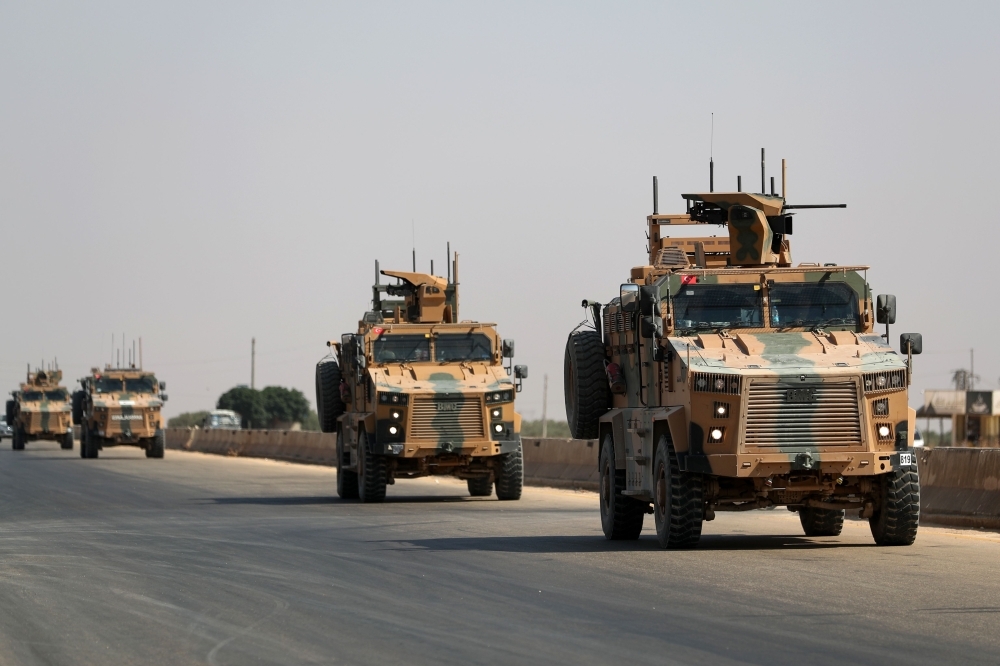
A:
[679, 449, 916, 477]
[375, 437, 520, 458]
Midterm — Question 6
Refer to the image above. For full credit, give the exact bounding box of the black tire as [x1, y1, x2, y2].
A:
[599, 434, 644, 540]
[336, 429, 359, 499]
[799, 506, 845, 537]
[82, 428, 99, 459]
[80, 427, 88, 458]
[146, 429, 165, 458]
[316, 357, 346, 434]
[5, 400, 15, 425]
[61, 430, 74, 450]
[12, 426, 25, 451]
[564, 330, 611, 439]
[71, 391, 85, 426]
[653, 436, 704, 549]
[495, 444, 523, 501]
[870, 464, 920, 546]
[357, 430, 386, 503]
[467, 476, 493, 497]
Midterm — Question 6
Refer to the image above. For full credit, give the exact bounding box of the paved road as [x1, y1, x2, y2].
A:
[0, 442, 997, 665]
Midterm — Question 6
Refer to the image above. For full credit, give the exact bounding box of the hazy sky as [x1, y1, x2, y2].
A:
[2, 2, 998, 423]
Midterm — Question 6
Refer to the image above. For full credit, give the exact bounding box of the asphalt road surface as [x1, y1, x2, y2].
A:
[1, 442, 998, 665]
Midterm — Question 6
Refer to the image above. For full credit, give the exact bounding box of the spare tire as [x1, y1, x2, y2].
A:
[564, 329, 611, 439]
[316, 356, 346, 433]
[72, 391, 85, 425]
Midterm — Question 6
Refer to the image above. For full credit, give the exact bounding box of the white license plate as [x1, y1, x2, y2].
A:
[899, 453, 913, 466]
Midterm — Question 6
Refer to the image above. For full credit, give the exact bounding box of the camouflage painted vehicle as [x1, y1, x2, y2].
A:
[6, 366, 74, 451]
[565, 178, 923, 548]
[73, 367, 168, 459]
[316, 256, 527, 503]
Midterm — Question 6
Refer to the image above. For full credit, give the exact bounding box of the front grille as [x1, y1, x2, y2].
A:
[410, 398, 485, 440]
[745, 380, 863, 448]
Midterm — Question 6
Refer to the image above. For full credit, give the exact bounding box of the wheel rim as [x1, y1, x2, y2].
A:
[655, 463, 667, 518]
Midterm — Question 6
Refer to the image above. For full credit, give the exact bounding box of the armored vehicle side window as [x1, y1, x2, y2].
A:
[434, 333, 492, 362]
[95, 378, 123, 393]
[673, 284, 763, 332]
[125, 376, 157, 393]
[374, 335, 430, 363]
[769, 282, 859, 329]
[44, 389, 68, 401]
[21, 391, 43, 402]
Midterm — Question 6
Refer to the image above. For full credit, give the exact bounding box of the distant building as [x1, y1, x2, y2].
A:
[919, 390, 1000, 445]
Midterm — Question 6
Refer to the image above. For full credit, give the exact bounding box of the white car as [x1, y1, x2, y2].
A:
[913, 430, 925, 447]
[0, 417, 11, 440]
[202, 409, 242, 429]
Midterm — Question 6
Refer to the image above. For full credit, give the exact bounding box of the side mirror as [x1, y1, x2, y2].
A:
[639, 285, 658, 316]
[876, 294, 896, 325]
[620, 284, 639, 312]
[514, 365, 528, 379]
[159, 381, 166, 390]
[502, 339, 515, 358]
[900, 333, 922, 355]
[160, 394, 168, 402]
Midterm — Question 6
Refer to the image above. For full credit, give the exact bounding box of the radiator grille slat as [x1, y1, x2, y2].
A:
[410, 398, 485, 440]
[745, 381, 862, 448]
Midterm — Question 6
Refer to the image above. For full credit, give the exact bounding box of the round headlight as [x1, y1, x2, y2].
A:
[392, 411, 400, 419]
[491, 409, 501, 418]
[710, 428, 723, 441]
[714, 378, 726, 390]
[876, 375, 887, 388]
[696, 378, 707, 389]
[878, 425, 890, 437]
[494, 423, 503, 433]
[389, 426, 398, 435]
[716, 405, 727, 416]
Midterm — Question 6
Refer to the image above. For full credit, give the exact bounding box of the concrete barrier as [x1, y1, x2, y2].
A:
[165, 429, 1000, 529]
[918, 447, 1000, 529]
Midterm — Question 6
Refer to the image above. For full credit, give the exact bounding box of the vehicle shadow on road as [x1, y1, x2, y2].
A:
[379, 534, 872, 553]
[204, 496, 340, 506]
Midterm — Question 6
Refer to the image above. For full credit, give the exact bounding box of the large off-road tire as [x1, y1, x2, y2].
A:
[870, 464, 920, 546]
[799, 506, 845, 537]
[71, 391, 85, 425]
[316, 357, 346, 434]
[12, 426, 25, 451]
[357, 431, 386, 503]
[467, 476, 493, 497]
[80, 427, 88, 459]
[336, 429, 359, 499]
[146, 429, 165, 458]
[5, 400, 15, 425]
[599, 434, 644, 540]
[82, 428, 99, 459]
[653, 436, 704, 549]
[564, 330, 611, 439]
[495, 445, 523, 501]
[61, 430, 74, 450]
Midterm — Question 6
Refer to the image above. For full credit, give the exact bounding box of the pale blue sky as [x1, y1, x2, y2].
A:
[2, 2, 998, 421]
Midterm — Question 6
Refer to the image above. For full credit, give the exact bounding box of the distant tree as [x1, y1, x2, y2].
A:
[520, 419, 572, 438]
[217, 387, 267, 429]
[301, 409, 320, 432]
[260, 386, 310, 426]
[167, 411, 210, 428]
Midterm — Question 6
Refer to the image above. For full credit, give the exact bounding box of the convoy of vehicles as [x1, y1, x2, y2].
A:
[315, 258, 527, 502]
[6, 366, 74, 451]
[72, 366, 168, 459]
[564, 176, 923, 547]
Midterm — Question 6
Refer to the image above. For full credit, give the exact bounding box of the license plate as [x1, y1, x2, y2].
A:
[899, 453, 913, 466]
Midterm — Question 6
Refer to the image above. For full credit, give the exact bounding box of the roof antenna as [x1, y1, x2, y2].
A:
[446, 242, 451, 283]
[761, 148, 766, 194]
[709, 113, 714, 193]
[411, 219, 416, 272]
[652, 176, 658, 214]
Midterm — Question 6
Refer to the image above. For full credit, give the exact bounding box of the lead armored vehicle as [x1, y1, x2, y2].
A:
[73, 366, 168, 459]
[6, 366, 74, 451]
[316, 256, 527, 502]
[565, 172, 923, 548]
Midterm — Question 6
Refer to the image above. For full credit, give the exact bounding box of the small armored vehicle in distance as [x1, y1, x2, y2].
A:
[316, 256, 527, 502]
[565, 174, 923, 548]
[73, 366, 168, 459]
[6, 366, 74, 451]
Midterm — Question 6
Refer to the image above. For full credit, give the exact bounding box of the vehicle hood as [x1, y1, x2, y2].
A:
[370, 363, 514, 394]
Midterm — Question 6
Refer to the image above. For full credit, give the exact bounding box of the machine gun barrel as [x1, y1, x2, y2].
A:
[783, 204, 847, 209]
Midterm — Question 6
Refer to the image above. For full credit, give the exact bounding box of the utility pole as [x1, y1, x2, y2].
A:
[541, 374, 548, 438]
[970, 348, 975, 390]
[139, 337, 143, 369]
[251, 337, 256, 390]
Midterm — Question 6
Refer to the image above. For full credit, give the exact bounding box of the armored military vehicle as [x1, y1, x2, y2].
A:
[316, 255, 527, 502]
[73, 366, 168, 459]
[565, 171, 923, 547]
[6, 365, 74, 450]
